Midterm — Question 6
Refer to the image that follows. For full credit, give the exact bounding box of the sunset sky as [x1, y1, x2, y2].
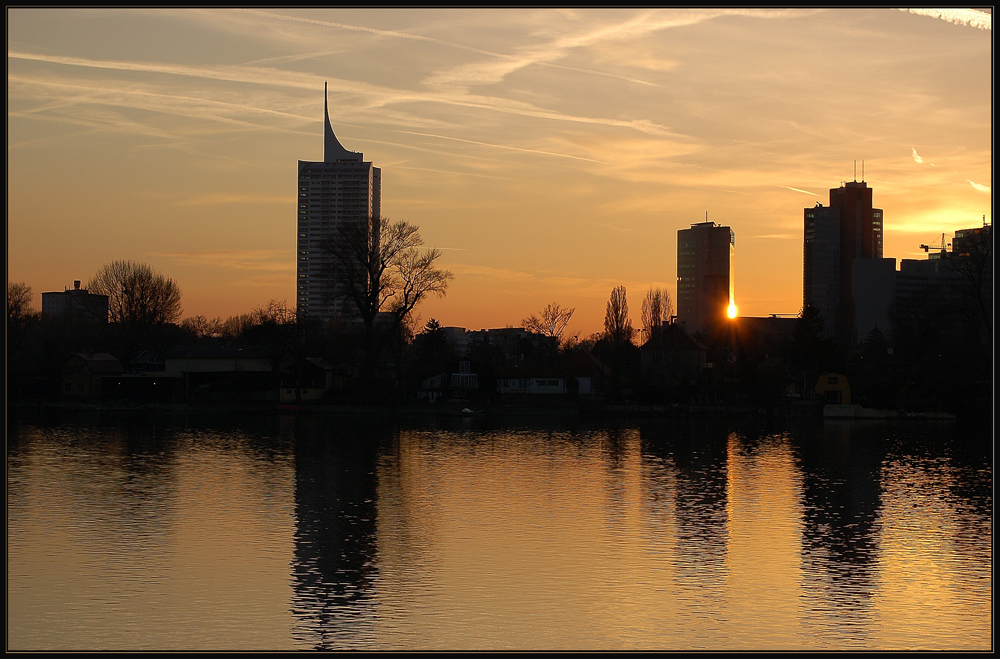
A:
[7, 8, 992, 336]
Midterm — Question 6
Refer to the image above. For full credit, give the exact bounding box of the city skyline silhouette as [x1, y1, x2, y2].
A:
[8, 8, 992, 335]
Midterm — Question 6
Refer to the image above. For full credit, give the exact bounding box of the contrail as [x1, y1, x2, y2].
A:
[780, 186, 820, 196]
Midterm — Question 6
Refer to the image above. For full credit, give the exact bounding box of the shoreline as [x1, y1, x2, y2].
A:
[8, 399, 961, 421]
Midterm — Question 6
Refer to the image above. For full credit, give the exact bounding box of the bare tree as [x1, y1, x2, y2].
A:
[521, 302, 575, 341]
[7, 281, 35, 325]
[604, 285, 635, 345]
[389, 244, 452, 322]
[220, 313, 255, 339]
[87, 260, 182, 329]
[180, 315, 224, 339]
[251, 299, 297, 326]
[640, 288, 674, 340]
[326, 217, 452, 379]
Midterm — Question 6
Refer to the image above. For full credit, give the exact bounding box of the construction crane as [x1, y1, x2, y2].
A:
[919, 233, 951, 253]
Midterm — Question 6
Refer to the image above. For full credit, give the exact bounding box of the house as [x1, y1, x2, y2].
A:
[815, 372, 851, 404]
[418, 359, 482, 403]
[496, 350, 608, 398]
[61, 353, 123, 401]
[639, 323, 708, 387]
[279, 357, 337, 402]
[163, 345, 275, 401]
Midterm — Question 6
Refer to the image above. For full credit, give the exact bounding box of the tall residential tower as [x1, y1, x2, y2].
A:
[676, 221, 735, 335]
[296, 83, 381, 322]
[803, 179, 883, 340]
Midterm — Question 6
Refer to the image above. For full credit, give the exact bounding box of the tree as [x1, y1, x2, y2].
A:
[409, 318, 456, 381]
[521, 302, 575, 342]
[7, 281, 35, 325]
[640, 288, 673, 341]
[604, 285, 635, 345]
[180, 315, 224, 339]
[326, 217, 452, 382]
[87, 260, 182, 329]
[250, 299, 297, 326]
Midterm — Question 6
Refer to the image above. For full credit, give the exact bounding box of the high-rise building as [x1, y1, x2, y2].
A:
[676, 221, 735, 335]
[803, 179, 883, 340]
[296, 83, 381, 322]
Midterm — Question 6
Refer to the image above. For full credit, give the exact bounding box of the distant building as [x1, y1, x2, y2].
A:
[893, 223, 992, 345]
[815, 372, 851, 405]
[41, 280, 108, 323]
[297, 83, 381, 323]
[61, 352, 123, 400]
[676, 221, 735, 335]
[639, 322, 708, 388]
[852, 258, 896, 339]
[803, 179, 884, 341]
[735, 315, 799, 346]
[441, 326, 471, 356]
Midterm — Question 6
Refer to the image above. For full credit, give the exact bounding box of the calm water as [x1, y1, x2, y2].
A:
[6, 409, 992, 651]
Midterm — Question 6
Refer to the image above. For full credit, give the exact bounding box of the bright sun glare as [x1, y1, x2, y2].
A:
[727, 301, 738, 319]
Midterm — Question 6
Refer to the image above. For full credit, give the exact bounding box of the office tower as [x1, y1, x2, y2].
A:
[296, 83, 381, 322]
[676, 221, 735, 335]
[803, 179, 883, 340]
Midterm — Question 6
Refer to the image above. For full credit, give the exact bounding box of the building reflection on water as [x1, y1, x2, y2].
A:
[7, 410, 989, 650]
[289, 415, 386, 650]
[282, 415, 991, 650]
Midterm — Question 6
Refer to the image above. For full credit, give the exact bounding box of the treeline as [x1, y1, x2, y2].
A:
[7, 224, 991, 417]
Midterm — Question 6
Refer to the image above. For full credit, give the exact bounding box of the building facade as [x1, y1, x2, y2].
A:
[676, 221, 735, 335]
[803, 179, 883, 341]
[297, 83, 381, 322]
[41, 280, 109, 323]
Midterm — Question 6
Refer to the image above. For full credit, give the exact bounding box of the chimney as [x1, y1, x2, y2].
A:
[74, 280, 81, 290]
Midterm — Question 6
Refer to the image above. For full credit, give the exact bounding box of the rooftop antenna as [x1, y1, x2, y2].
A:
[854, 160, 857, 182]
[862, 160, 865, 182]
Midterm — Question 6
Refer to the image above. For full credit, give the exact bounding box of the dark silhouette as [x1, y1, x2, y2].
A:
[88, 260, 182, 329]
[521, 302, 575, 344]
[324, 217, 452, 389]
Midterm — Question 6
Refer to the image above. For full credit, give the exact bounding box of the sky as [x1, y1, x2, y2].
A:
[7, 8, 992, 336]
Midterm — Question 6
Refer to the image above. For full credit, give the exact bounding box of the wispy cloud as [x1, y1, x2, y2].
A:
[900, 8, 992, 30]
[153, 250, 293, 272]
[239, 9, 514, 60]
[177, 194, 295, 206]
[911, 147, 924, 163]
[967, 180, 991, 193]
[395, 129, 605, 163]
[750, 233, 798, 240]
[7, 50, 321, 92]
[9, 50, 683, 139]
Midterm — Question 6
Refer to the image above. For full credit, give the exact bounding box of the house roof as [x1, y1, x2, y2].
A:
[71, 352, 124, 373]
[165, 345, 270, 360]
[640, 323, 708, 351]
[305, 357, 335, 370]
[495, 350, 609, 379]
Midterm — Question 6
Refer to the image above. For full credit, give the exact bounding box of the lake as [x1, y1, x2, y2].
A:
[6, 408, 992, 651]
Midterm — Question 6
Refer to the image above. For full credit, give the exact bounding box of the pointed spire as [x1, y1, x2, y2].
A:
[323, 82, 360, 162]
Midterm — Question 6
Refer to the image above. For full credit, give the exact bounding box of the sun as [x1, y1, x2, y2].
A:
[727, 300, 738, 319]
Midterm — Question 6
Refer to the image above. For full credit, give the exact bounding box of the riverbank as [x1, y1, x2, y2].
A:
[8, 398, 819, 420]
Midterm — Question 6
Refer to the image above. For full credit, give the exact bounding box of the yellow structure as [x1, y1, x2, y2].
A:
[815, 372, 851, 405]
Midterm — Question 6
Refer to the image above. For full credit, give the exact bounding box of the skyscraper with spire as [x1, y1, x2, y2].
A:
[296, 83, 381, 322]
